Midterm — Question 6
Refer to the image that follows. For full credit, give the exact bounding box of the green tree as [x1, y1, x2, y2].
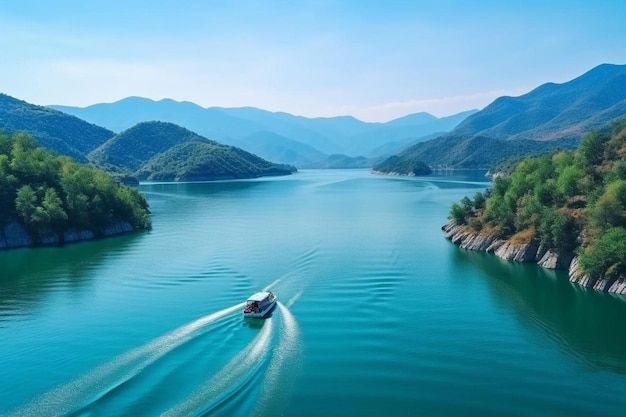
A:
[579, 227, 626, 278]
[537, 209, 578, 252]
[42, 187, 68, 229]
[534, 178, 559, 206]
[473, 191, 487, 210]
[0, 155, 18, 217]
[449, 202, 469, 224]
[484, 193, 515, 234]
[578, 130, 607, 168]
[557, 165, 584, 197]
[15, 185, 37, 225]
[589, 180, 626, 233]
[515, 193, 542, 231]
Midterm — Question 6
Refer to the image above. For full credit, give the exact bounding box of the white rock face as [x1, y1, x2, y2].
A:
[443, 221, 624, 295]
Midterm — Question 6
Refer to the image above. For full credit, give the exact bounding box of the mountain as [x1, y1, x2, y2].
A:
[50, 98, 475, 165]
[453, 63, 626, 141]
[378, 135, 579, 172]
[236, 130, 328, 167]
[0, 93, 114, 162]
[51, 97, 267, 148]
[308, 154, 374, 169]
[137, 140, 295, 181]
[89, 120, 207, 171]
[369, 131, 445, 157]
[90, 121, 296, 181]
[344, 110, 478, 156]
[376, 63, 626, 171]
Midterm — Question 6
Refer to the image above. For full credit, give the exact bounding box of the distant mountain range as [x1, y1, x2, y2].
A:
[6, 62, 623, 178]
[374, 63, 626, 172]
[50, 99, 476, 167]
[0, 94, 294, 181]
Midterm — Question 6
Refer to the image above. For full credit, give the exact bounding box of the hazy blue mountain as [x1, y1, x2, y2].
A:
[237, 130, 328, 167]
[215, 107, 352, 154]
[50, 99, 475, 163]
[376, 63, 626, 171]
[0, 93, 114, 162]
[89, 121, 295, 181]
[345, 110, 478, 156]
[52, 97, 264, 144]
[383, 112, 439, 127]
[368, 131, 446, 158]
[309, 154, 374, 169]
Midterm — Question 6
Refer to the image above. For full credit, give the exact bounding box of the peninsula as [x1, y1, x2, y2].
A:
[443, 120, 626, 295]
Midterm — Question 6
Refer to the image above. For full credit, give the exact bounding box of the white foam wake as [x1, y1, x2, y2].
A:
[162, 318, 274, 416]
[286, 289, 304, 308]
[252, 302, 302, 417]
[5, 303, 244, 417]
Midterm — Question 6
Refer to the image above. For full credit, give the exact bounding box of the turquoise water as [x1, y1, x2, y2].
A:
[1, 169, 626, 416]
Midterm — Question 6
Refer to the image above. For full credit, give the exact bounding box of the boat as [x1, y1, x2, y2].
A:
[243, 291, 277, 318]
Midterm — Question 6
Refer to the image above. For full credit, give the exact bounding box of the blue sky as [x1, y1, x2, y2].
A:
[0, 0, 624, 121]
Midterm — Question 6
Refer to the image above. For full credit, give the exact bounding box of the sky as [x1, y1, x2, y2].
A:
[0, 0, 625, 122]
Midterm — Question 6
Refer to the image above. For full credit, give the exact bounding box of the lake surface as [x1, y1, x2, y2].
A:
[2, 169, 626, 417]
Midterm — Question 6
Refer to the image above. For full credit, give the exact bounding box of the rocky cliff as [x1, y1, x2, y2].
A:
[442, 221, 626, 295]
[0, 221, 135, 250]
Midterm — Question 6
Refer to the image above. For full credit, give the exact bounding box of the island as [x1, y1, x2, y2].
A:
[371, 155, 432, 176]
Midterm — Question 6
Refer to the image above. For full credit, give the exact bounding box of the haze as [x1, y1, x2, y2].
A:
[0, 0, 624, 121]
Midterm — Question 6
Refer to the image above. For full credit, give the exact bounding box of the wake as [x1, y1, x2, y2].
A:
[162, 317, 274, 416]
[251, 302, 303, 417]
[5, 302, 244, 417]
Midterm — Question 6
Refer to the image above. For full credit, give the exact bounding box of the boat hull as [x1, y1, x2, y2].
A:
[243, 300, 277, 318]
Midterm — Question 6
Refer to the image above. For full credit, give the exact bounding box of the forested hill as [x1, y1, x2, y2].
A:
[372, 156, 432, 176]
[90, 121, 296, 181]
[0, 132, 150, 248]
[376, 135, 579, 172]
[378, 63, 626, 170]
[448, 119, 626, 291]
[0, 93, 114, 162]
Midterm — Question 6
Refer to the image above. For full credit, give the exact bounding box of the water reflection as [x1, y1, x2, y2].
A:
[0, 233, 143, 324]
[450, 247, 626, 373]
[140, 179, 271, 197]
[242, 317, 268, 329]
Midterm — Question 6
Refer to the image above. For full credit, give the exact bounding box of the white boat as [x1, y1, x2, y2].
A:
[243, 291, 277, 318]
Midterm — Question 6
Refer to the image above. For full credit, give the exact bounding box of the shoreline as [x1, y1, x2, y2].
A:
[442, 221, 626, 295]
[0, 221, 137, 250]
